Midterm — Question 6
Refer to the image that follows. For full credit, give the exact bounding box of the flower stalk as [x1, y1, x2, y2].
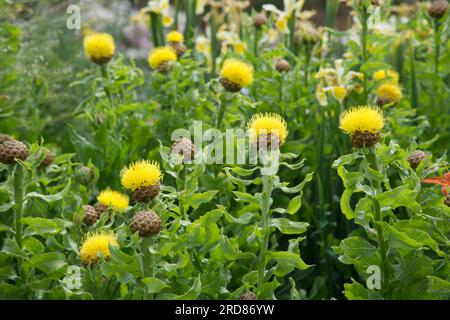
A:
[258, 174, 274, 291]
[140, 237, 156, 299]
[13, 164, 25, 249]
[367, 147, 391, 299]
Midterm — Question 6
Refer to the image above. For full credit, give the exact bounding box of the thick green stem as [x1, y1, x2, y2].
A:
[140, 237, 155, 300]
[150, 12, 160, 47]
[288, 14, 296, 54]
[258, 175, 274, 291]
[367, 147, 391, 299]
[433, 20, 441, 75]
[13, 164, 25, 249]
[100, 65, 113, 107]
[215, 95, 227, 130]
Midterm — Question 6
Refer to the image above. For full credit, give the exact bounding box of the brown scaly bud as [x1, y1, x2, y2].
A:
[276, 59, 290, 73]
[371, 0, 380, 6]
[76, 166, 96, 186]
[253, 13, 267, 28]
[171, 138, 196, 163]
[132, 182, 161, 203]
[428, 0, 449, 19]
[220, 77, 242, 92]
[83, 205, 99, 226]
[40, 148, 55, 168]
[0, 134, 13, 144]
[157, 61, 171, 73]
[350, 131, 381, 148]
[0, 140, 29, 164]
[130, 210, 162, 237]
[407, 150, 429, 170]
[169, 41, 187, 58]
[240, 292, 258, 300]
[256, 133, 281, 151]
[295, 30, 319, 47]
[95, 203, 108, 216]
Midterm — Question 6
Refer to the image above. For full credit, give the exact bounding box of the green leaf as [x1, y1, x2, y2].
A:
[30, 252, 66, 274]
[375, 186, 421, 213]
[426, 276, 450, 299]
[142, 277, 169, 294]
[25, 180, 71, 203]
[23, 237, 44, 255]
[183, 190, 218, 209]
[270, 218, 309, 235]
[232, 191, 258, 204]
[212, 236, 255, 261]
[276, 172, 313, 194]
[224, 167, 254, 186]
[335, 237, 378, 265]
[0, 224, 13, 233]
[266, 251, 310, 270]
[20, 217, 61, 236]
[286, 194, 303, 214]
[218, 205, 254, 225]
[1, 238, 27, 258]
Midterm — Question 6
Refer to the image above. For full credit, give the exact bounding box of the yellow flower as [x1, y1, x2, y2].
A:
[372, 69, 399, 84]
[97, 189, 129, 212]
[276, 17, 289, 33]
[120, 160, 162, 191]
[376, 84, 402, 103]
[247, 113, 288, 146]
[167, 30, 184, 43]
[332, 86, 347, 103]
[79, 231, 118, 265]
[83, 32, 115, 65]
[221, 58, 254, 90]
[339, 106, 384, 134]
[234, 42, 246, 55]
[148, 47, 177, 70]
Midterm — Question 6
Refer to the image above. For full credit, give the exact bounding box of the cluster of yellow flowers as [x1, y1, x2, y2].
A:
[80, 157, 163, 265]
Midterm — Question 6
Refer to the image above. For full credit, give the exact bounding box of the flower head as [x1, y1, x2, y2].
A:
[97, 189, 129, 212]
[339, 106, 384, 135]
[247, 113, 288, 146]
[167, 30, 184, 43]
[83, 33, 115, 65]
[148, 47, 177, 70]
[220, 59, 254, 92]
[120, 160, 162, 191]
[376, 83, 402, 105]
[79, 231, 118, 265]
[372, 69, 399, 84]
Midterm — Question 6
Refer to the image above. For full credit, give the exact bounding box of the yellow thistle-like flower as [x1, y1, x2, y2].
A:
[79, 231, 118, 265]
[247, 113, 288, 146]
[220, 59, 254, 92]
[339, 106, 384, 134]
[97, 189, 129, 212]
[376, 84, 402, 104]
[148, 47, 177, 70]
[120, 160, 162, 191]
[83, 32, 115, 65]
[372, 69, 399, 84]
[167, 30, 184, 43]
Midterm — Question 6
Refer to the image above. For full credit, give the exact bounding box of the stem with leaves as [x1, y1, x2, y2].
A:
[140, 237, 156, 300]
[258, 174, 274, 292]
[367, 147, 391, 299]
[13, 164, 25, 250]
[433, 19, 441, 75]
